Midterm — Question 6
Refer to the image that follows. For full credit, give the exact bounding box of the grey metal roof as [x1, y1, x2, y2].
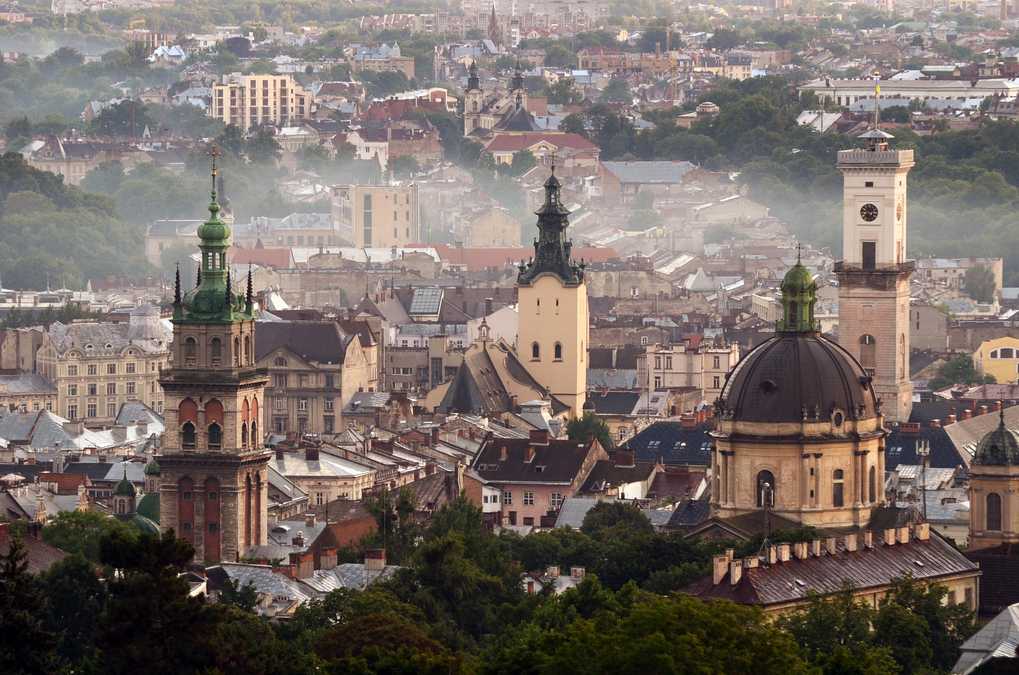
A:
[299, 563, 400, 593]
[214, 563, 313, 604]
[0, 373, 55, 395]
[953, 603, 1019, 674]
[553, 496, 617, 529]
[602, 160, 695, 184]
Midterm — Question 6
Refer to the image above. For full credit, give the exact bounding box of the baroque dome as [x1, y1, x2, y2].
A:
[973, 410, 1019, 465]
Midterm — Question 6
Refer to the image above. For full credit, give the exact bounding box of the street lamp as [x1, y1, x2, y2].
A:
[916, 439, 930, 521]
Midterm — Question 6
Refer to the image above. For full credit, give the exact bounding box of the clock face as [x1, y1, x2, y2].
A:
[860, 203, 879, 222]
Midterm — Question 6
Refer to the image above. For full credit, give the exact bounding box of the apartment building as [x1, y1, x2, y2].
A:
[331, 183, 420, 248]
[210, 73, 313, 131]
[35, 306, 171, 425]
[636, 341, 741, 403]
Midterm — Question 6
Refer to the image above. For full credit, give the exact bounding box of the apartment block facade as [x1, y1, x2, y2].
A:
[331, 183, 420, 249]
[210, 74, 313, 131]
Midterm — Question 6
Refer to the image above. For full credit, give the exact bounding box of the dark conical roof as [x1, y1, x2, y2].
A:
[973, 408, 1019, 465]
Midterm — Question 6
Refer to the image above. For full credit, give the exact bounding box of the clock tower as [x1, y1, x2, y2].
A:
[836, 129, 914, 422]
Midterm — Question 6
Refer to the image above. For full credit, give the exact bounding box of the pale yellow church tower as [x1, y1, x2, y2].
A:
[516, 168, 588, 417]
[836, 128, 914, 423]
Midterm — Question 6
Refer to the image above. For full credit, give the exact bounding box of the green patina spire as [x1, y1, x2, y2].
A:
[174, 147, 253, 325]
[777, 245, 818, 333]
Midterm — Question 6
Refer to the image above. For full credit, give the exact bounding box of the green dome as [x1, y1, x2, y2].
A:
[781, 261, 814, 294]
[114, 475, 136, 497]
[197, 209, 230, 244]
[131, 514, 160, 536]
[777, 256, 818, 334]
[136, 492, 160, 523]
[973, 412, 1019, 465]
[144, 459, 161, 476]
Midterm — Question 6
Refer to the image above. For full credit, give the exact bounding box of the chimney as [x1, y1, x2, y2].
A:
[884, 528, 896, 546]
[729, 559, 742, 586]
[947, 414, 957, 425]
[845, 533, 858, 552]
[979, 405, 989, 416]
[778, 543, 791, 562]
[305, 444, 320, 462]
[62, 420, 84, 436]
[767, 545, 777, 565]
[430, 426, 439, 446]
[546, 565, 560, 578]
[915, 522, 930, 541]
[299, 552, 314, 579]
[712, 554, 728, 585]
[810, 539, 822, 557]
[744, 556, 759, 569]
[725, 548, 734, 561]
[293, 530, 305, 547]
[320, 546, 338, 570]
[897, 525, 910, 544]
[962, 409, 972, 420]
[529, 429, 549, 446]
[930, 418, 941, 429]
[305, 512, 316, 528]
[365, 548, 386, 571]
[793, 542, 809, 560]
[524, 446, 536, 463]
[824, 537, 837, 555]
[863, 531, 873, 549]
[570, 566, 585, 580]
[499, 445, 508, 462]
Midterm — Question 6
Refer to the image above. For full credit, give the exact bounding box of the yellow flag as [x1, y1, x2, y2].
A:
[875, 84, 881, 95]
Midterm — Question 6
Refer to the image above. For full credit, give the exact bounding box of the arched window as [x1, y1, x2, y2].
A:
[756, 470, 775, 507]
[250, 421, 258, 448]
[531, 342, 540, 360]
[859, 334, 876, 373]
[181, 421, 196, 449]
[991, 349, 1000, 359]
[1003, 348, 1015, 359]
[274, 356, 287, 367]
[208, 422, 222, 450]
[987, 493, 1003, 531]
[832, 469, 845, 507]
[184, 336, 197, 360]
[868, 465, 877, 504]
[210, 337, 222, 363]
[554, 342, 563, 361]
[244, 336, 251, 364]
[233, 337, 240, 366]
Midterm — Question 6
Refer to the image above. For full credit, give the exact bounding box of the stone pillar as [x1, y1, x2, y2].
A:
[812, 453, 822, 507]
[800, 453, 810, 509]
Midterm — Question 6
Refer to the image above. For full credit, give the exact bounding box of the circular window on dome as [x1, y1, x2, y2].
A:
[832, 410, 845, 427]
[860, 203, 879, 222]
[760, 379, 778, 394]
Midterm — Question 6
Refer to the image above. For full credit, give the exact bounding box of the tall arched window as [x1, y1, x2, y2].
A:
[531, 342, 540, 360]
[868, 465, 877, 504]
[244, 336, 251, 364]
[182, 421, 196, 449]
[250, 421, 258, 448]
[233, 337, 240, 366]
[832, 469, 845, 507]
[207, 423, 222, 450]
[210, 337, 222, 364]
[184, 336, 197, 360]
[554, 342, 563, 361]
[756, 470, 775, 507]
[987, 493, 1003, 531]
[240, 422, 248, 448]
[860, 334, 876, 373]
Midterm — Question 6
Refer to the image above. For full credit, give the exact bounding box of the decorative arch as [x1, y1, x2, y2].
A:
[244, 335, 251, 364]
[207, 422, 222, 450]
[756, 470, 775, 508]
[250, 420, 258, 449]
[233, 336, 240, 366]
[184, 336, 197, 360]
[204, 399, 224, 425]
[179, 399, 198, 449]
[987, 493, 1003, 531]
[241, 398, 250, 423]
[241, 422, 248, 448]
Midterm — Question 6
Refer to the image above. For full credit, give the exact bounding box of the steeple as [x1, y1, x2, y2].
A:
[467, 60, 480, 91]
[776, 248, 818, 333]
[517, 165, 584, 287]
[245, 264, 254, 313]
[173, 263, 182, 320]
[510, 61, 524, 93]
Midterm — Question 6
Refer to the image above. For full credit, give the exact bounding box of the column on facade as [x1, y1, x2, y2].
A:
[255, 472, 263, 546]
[813, 454, 822, 507]
[800, 452, 811, 510]
[193, 484, 205, 560]
[726, 451, 736, 507]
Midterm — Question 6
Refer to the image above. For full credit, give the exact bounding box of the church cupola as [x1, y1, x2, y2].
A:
[517, 167, 584, 287]
[467, 61, 480, 91]
[776, 250, 818, 333]
[510, 62, 524, 93]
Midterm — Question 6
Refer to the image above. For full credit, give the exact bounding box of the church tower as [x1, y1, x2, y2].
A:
[516, 168, 588, 417]
[159, 153, 269, 563]
[464, 61, 484, 136]
[968, 407, 1019, 550]
[836, 129, 914, 423]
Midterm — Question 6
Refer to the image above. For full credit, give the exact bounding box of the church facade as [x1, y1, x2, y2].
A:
[158, 158, 271, 563]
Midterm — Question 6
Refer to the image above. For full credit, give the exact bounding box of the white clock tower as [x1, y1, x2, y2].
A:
[836, 129, 914, 423]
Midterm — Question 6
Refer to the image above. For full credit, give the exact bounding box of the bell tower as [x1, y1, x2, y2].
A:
[836, 128, 914, 423]
[159, 150, 269, 563]
[516, 167, 588, 417]
[464, 61, 484, 136]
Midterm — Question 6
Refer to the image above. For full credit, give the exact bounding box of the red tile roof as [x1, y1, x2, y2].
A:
[230, 247, 294, 269]
[429, 244, 618, 272]
[483, 132, 598, 154]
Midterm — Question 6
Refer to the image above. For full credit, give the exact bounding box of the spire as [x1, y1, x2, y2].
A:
[517, 165, 583, 287]
[225, 270, 232, 307]
[511, 60, 524, 92]
[173, 263, 181, 306]
[468, 60, 480, 91]
[245, 264, 254, 313]
[777, 259, 818, 333]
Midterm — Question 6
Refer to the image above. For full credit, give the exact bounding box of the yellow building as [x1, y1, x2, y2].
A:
[974, 337, 1019, 384]
[465, 207, 522, 248]
[331, 183, 420, 249]
[210, 73, 313, 132]
[36, 306, 171, 424]
[515, 169, 588, 418]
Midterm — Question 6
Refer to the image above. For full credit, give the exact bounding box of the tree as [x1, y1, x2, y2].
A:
[566, 411, 613, 450]
[508, 150, 537, 177]
[964, 264, 996, 303]
[389, 155, 421, 179]
[216, 124, 246, 157]
[559, 113, 588, 137]
[546, 77, 581, 105]
[707, 29, 742, 51]
[42, 510, 138, 563]
[81, 160, 126, 195]
[581, 501, 653, 538]
[218, 578, 258, 612]
[0, 534, 58, 673]
[929, 354, 995, 391]
[245, 128, 281, 164]
[600, 78, 632, 104]
[92, 100, 153, 138]
[40, 554, 108, 666]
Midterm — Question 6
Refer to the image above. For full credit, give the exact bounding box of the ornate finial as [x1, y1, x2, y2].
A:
[796, 242, 802, 265]
[246, 263, 254, 312]
[550, 151, 557, 175]
[209, 144, 221, 202]
[173, 263, 181, 305]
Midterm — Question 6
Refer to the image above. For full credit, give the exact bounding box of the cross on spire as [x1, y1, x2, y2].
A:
[208, 145, 221, 202]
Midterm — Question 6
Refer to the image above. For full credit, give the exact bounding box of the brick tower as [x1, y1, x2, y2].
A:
[159, 152, 269, 563]
[836, 128, 914, 423]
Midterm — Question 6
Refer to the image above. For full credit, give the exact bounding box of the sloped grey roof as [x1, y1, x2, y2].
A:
[298, 563, 400, 593]
[602, 160, 695, 184]
[953, 603, 1019, 674]
[553, 496, 617, 529]
[47, 320, 170, 356]
[0, 373, 55, 395]
[213, 563, 313, 604]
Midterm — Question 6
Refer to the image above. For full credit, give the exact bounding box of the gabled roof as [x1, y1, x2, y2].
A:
[601, 160, 695, 184]
[255, 321, 351, 364]
[483, 132, 598, 154]
[953, 603, 1019, 674]
[621, 421, 712, 467]
[472, 436, 601, 484]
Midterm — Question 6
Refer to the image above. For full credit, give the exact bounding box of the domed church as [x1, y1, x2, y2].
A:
[709, 257, 887, 530]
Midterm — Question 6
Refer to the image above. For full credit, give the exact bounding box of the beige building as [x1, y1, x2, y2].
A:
[331, 184, 420, 249]
[968, 415, 1019, 550]
[637, 341, 740, 403]
[256, 321, 375, 436]
[0, 327, 44, 372]
[836, 131, 914, 423]
[0, 373, 56, 414]
[515, 172, 588, 418]
[465, 207, 522, 248]
[210, 73, 313, 132]
[36, 307, 171, 424]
